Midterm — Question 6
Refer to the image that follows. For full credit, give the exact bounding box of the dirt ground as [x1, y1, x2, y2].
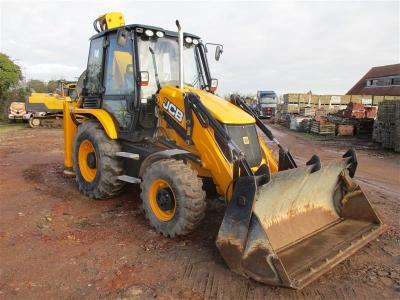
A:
[0, 123, 399, 299]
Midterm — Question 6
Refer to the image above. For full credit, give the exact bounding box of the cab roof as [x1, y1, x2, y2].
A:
[90, 23, 201, 40]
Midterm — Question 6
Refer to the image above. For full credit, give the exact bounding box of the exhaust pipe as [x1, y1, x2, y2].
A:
[176, 20, 184, 90]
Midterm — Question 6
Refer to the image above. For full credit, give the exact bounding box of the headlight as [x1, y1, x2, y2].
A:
[192, 39, 199, 45]
[145, 29, 154, 37]
[184, 36, 192, 44]
[156, 31, 164, 38]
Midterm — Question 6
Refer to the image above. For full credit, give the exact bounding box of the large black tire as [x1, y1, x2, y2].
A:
[73, 121, 125, 199]
[141, 159, 206, 237]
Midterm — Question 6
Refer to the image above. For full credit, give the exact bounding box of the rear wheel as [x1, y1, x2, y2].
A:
[141, 159, 206, 237]
[73, 121, 125, 199]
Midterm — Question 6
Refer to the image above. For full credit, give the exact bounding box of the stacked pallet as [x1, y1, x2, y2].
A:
[315, 108, 328, 117]
[298, 94, 310, 108]
[326, 115, 358, 136]
[341, 95, 352, 106]
[372, 100, 400, 152]
[310, 117, 336, 135]
[299, 106, 315, 117]
[356, 119, 374, 136]
[283, 114, 291, 128]
[381, 125, 395, 149]
[288, 116, 312, 131]
[282, 94, 300, 113]
[365, 106, 377, 118]
[395, 120, 400, 152]
[344, 102, 365, 119]
[372, 96, 384, 106]
[337, 124, 354, 136]
[372, 121, 381, 142]
[299, 118, 312, 133]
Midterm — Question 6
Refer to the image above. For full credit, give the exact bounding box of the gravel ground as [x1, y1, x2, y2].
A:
[0, 124, 399, 299]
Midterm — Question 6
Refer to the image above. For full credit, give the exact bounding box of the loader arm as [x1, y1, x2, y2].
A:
[157, 85, 275, 199]
[157, 89, 384, 289]
[229, 95, 297, 171]
[156, 88, 270, 271]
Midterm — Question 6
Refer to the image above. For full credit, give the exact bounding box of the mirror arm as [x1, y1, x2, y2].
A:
[205, 42, 224, 52]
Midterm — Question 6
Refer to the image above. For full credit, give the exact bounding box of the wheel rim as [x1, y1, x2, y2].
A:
[78, 139, 97, 182]
[149, 179, 176, 222]
[32, 118, 40, 126]
[30, 118, 40, 127]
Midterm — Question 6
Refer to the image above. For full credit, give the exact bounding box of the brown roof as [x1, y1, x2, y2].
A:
[346, 63, 400, 96]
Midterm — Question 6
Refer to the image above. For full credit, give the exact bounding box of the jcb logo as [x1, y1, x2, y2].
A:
[163, 99, 184, 123]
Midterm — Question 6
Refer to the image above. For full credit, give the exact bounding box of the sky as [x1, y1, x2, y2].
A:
[0, 0, 399, 95]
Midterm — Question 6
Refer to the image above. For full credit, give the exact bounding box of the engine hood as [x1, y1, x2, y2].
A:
[186, 87, 255, 125]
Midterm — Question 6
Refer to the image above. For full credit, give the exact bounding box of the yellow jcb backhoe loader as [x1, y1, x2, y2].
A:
[63, 12, 384, 289]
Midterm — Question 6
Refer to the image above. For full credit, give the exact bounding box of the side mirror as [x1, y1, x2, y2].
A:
[139, 71, 149, 86]
[215, 45, 223, 61]
[210, 78, 218, 93]
[205, 43, 224, 61]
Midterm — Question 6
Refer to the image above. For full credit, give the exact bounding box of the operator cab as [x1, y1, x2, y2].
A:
[81, 13, 218, 141]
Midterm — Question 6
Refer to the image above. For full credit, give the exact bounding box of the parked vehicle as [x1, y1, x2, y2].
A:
[62, 12, 384, 289]
[256, 90, 278, 118]
[25, 81, 78, 128]
[8, 102, 27, 122]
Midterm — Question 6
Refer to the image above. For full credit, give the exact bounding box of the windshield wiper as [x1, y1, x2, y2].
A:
[149, 47, 161, 92]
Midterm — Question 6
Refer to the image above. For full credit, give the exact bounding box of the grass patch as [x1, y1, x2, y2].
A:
[0, 122, 26, 133]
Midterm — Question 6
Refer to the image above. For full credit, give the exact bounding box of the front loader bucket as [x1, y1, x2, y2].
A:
[217, 155, 384, 289]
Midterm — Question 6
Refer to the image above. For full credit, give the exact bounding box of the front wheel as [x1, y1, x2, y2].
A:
[29, 117, 41, 128]
[140, 159, 206, 237]
[73, 121, 125, 199]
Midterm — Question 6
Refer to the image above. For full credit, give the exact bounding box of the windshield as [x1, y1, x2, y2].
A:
[138, 36, 206, 99]
[260, 97, 277, 104]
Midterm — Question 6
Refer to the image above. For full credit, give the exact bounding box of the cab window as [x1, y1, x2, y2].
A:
[85, 37, 104, 95]
[104, 33, 135, 95]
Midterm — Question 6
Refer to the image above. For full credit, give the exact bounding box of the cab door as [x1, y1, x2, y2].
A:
[102, 31, 135, 131]
[83, 37, 105, 108]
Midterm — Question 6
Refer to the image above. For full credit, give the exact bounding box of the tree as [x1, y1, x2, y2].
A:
[0, 53, 22, 99]
[47, 80, 59, 93]
[27, 79, 47, 93]
[0, 53, 23, 120]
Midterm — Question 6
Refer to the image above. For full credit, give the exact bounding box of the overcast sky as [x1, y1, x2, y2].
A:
[0, 0, 398, 95]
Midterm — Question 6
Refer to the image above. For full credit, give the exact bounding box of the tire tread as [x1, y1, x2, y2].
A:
[140, 159, 206, 237]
